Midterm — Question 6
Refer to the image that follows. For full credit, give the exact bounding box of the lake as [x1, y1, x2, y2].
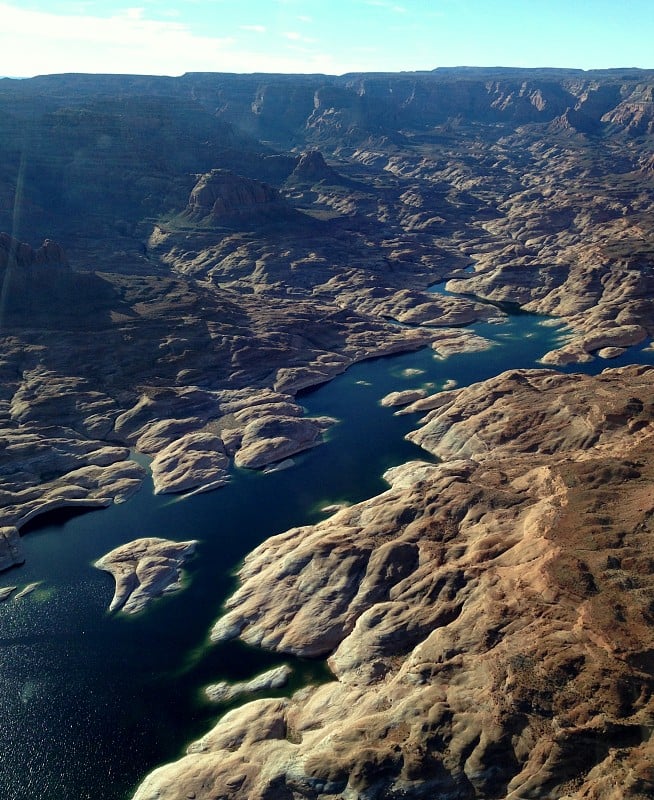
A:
[1, 310, 652, 800]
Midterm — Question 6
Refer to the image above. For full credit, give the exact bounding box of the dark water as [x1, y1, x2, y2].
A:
[1, 311, 653, 800]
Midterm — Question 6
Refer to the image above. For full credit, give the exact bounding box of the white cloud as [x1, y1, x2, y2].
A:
[124, 7, 145, 20]
[0, 2, 337, 76]
[283, 31, 316, 44]
[240, 24, 266, 33]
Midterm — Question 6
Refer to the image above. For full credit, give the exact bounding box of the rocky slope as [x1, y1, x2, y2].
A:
[134, 365, 654, 800]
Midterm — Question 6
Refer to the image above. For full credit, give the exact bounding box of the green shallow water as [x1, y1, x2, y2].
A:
[1, 312, 653, 800]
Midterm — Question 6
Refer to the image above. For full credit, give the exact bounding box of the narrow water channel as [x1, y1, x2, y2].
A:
[1, 311, 652, 800]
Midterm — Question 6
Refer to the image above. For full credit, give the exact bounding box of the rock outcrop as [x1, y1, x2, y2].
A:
[232, 414, 336, 470]
[183, 170, 295, 225]
[150, 432, 230, 495]
[0, 233, 68, 269]
[287, 150, 342, 184]
[0, 526, 24, 572]
[380, 388, 427, 408]
[95, 537, 198, 614]
[205, 665, 293, 705]
[135, 365, 654, 800]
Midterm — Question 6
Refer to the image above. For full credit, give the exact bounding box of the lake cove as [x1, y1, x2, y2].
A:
[1, 311, 653, 800]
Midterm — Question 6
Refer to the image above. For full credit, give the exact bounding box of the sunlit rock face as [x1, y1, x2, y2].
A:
[94, 537, 197, 614]
[134, 365, 654, 800]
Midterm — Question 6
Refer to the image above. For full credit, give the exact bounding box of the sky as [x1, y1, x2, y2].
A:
[1, 0, 653, 78]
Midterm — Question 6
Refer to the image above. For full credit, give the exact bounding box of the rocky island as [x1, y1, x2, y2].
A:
[1, 67, 654, 799]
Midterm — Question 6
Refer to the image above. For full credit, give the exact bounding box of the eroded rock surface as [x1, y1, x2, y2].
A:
[183, 170, 295, 226]
[205, 665, 293, 705]
[95, 537, 197, 614]
[150, 432, 230, 495]
[0, 527, 24, 572]
[5, 70, 654, 554]
[233, 414, 336, 470]
[136, 365, 654, 800]
[380, 389, 427, 408]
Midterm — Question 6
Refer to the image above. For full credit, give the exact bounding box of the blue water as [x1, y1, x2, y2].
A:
[1, 310, 653, 800]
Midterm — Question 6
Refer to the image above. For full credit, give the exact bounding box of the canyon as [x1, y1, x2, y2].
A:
[1, 67, 654, 799]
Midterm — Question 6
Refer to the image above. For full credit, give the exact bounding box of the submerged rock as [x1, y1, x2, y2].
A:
[95, 537, 197, 614]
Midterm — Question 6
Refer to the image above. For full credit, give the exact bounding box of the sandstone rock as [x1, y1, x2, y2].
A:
[273, 363, 349, 394]
[95, 537, 197, 614]
[205, 664, 293, 704]
[0, 233, 68, 269]
[13, 582, 41, 600]
[141, 365, 654, 800]
[598, 346, 627, 359]
[0, 425, 146, 530]
[0, 526, 24, 572]
[10, 366, 119, 438]
[232, 401, 304, 426]
[183, 170, 295, 226]
[234, 414, 336, 470]
[394, 388, 460, 416]
[380, 389, 427, 408]
[150, 432, 230, 495]
[0, 585, 16, 601]
[407, 366, 654, 461]
[134, 418, 205, 454]
[288, 150, 342, 184]
[431, 328, 496, 357]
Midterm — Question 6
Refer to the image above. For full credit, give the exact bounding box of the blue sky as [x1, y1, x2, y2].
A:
[2, 1, 653, 77]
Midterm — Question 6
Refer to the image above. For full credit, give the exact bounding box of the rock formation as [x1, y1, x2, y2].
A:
[205, 665, 293, 705]
[380, 388, 427, 408]
[0, 233, 68, 269]
[0, 526, 24, 572]
[0, 585, 16, 601]
[182, 169, 296, 226]
[232, 414, 336, 470]
[150, 432, 230, 495]
[134, 365, 654, 800]
[95, 537, 198, 614]
[287, 150, 342, 184]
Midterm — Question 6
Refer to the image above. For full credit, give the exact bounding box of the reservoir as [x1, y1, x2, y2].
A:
[1, 311, 653, 800]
